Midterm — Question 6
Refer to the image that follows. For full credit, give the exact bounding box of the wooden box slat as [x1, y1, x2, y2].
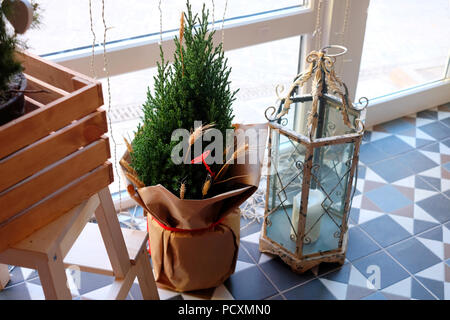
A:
[24, 96, 44, 112]
[0, 162, 113, 253]
[25, 74, 68, 105]
[0, 138, 110, 224]
[0, 82, 103, 159]
[0, 110, 108, 192]
[15, 51, 94, 93]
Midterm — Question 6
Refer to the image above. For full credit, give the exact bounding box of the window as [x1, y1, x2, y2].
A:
[23, 0, 450, 198]
[356, 0, 450, 100]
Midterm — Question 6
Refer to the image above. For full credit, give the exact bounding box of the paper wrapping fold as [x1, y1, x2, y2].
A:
[122, 123, 267, 291]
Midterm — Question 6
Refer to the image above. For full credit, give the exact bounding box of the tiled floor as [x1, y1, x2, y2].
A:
[1, 103, 449, 300]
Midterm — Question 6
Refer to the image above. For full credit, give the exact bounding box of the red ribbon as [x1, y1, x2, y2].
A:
[146, 214, 226, 255]
[191, 150, 215, 177]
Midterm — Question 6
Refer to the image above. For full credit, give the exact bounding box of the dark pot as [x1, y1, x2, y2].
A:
[0, 73, 27, 126]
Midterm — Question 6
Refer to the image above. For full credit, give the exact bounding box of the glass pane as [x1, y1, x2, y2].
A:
[290, 96, 360, 138]
[356, 0, 450, 100]
[266, 128, 306, 253]
[301, 141, 354, 256]
[227, 36, 300, 124]
[321, 96, 359, 138]
[25, 0, 303, 55]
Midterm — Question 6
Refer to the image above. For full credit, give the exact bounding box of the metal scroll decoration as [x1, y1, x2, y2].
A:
[265, 45, 367, 138]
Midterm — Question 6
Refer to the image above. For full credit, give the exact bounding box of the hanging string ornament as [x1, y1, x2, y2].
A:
[88, 0, 97, 79]
[221, 0, 228, 44]
[93, 0, 128, 215]
[180, 12, 185, 76]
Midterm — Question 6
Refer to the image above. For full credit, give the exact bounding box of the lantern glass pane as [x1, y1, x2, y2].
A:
[266, 128, 306, 253]
[321, 96, 359, 138]
[301, 141, 355, 256]
[292, 99, 313, 136]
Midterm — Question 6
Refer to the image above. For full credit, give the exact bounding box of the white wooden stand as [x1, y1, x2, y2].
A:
[0, 188, 159, 300]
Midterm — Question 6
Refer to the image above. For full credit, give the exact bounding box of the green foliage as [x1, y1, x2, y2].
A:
[131, 1, 237, 199]
[0, 1, 22, 92]
[0, 0, 41, 92]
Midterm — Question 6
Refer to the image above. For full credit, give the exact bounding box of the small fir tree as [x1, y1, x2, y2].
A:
[130, 2, 238, 199]
[0, 1, 22, 93]
[0, 0, 40, 95]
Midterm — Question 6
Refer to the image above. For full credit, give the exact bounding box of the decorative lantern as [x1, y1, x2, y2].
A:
[259, 46, 368, 273]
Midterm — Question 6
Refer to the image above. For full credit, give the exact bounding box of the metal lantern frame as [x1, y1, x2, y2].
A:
[259, 46, 367, 273]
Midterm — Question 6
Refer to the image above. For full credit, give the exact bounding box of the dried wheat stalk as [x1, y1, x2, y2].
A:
[202, 174, 212, 198]
[180, 182, 186, 199]
[119, 158, 138, 176]
[123, 137, 133, 153]
[184, 123, 215, 162]
[214, 143, 249, 182]
[124, 171, 145, 189]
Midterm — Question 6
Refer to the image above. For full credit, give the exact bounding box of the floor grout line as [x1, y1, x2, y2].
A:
[353, 221, 441, 300]
[238, 242, 284, 298]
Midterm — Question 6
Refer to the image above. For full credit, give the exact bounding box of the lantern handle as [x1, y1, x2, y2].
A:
[320, 45, 348, 58]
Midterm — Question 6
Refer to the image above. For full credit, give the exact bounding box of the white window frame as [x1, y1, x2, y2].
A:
[47, 0, 450, 129]
[322, 0, 450, 127]
[48, 3, 316, 77]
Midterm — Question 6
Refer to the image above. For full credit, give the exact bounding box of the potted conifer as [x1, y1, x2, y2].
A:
[121, 2, 267, 292]
[0, 0, 39, 125]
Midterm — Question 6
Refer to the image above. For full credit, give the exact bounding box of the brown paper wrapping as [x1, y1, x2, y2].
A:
[122, 123, 268, 292]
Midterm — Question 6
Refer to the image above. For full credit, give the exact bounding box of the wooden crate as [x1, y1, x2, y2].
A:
[0, 52, 113, 253]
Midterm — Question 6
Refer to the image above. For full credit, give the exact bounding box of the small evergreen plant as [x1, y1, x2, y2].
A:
[130, 2, 238, 199]
[0, 0, 40, 94]
[0, 1, 22, 93]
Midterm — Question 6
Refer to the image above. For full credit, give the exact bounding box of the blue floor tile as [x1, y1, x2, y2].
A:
[395, 150, 438, 174]
[284, 279, 336, 300]
[416, 193, 450, 223]
[224, 265, 277, 300]
[346, 226, 381, 261]
[359, 143, 389, 165]
[380, 118, 415, 134]
[387, 238, 441, 274]
[415, 277, 443, 300]
[353, 251, 409, 290]
[419, 121, 450, 140]
[362, 291, 387, 300]
[0, 283, 32, 300]
[417, 110, 438, 120]
[259, 258, 314, 291]
[359, 215, 411, 248]
[416, 175, 441, 191]
[411, 278, 436, 300]
[371, 136, 414, 156]
[368, 157, 414, 183]
[365, 185, 412, 213]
